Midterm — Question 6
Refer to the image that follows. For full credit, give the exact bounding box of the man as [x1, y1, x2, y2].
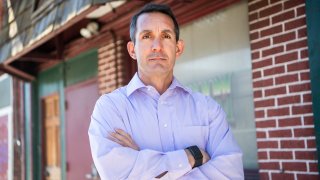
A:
[89, 3, 244, 179]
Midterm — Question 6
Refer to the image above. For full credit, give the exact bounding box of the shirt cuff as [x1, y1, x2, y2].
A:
[166, 149, 192, 176]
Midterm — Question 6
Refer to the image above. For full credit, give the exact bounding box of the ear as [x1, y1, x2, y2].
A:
[175, 40, 184, 58]
[127, 41, 137, 60]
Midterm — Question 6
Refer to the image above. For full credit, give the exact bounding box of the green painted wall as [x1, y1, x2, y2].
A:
[31, 49, 98, 180]
[0, 76, 12, 108]
[306, 0, 320, 173]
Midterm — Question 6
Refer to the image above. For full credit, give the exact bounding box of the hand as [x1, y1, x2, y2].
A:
[185, 148, 210, 168]
[107, 128, 140, 151]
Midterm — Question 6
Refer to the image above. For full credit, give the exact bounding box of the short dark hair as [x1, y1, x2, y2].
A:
[129, 3, 180, 43]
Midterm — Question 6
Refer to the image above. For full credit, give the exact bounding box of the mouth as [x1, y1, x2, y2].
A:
[148, 57, 166, 61]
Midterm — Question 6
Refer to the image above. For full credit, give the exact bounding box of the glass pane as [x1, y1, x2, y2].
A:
[174, 1, 258, 170]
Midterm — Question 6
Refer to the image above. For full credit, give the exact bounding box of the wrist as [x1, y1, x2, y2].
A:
[186, 145, 203, 168]
[184, 149, 195, 168]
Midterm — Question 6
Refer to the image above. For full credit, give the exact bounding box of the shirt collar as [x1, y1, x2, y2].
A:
[126, 72, 192, 97]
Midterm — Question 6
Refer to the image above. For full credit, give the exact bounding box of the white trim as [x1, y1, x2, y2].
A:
[0, 74, 9, 81]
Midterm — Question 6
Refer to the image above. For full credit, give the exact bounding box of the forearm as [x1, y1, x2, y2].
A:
[177, 153, 244, 180]
[89, 134, 192, 179]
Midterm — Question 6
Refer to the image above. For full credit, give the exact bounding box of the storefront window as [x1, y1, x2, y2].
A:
[174, 0, 258, 173]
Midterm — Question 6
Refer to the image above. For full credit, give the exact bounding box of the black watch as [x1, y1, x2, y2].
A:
[186, 145, 203, 168]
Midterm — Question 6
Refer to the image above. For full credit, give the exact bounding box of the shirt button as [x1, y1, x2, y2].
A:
[164, 124, 168, 128]
[147, 87, 152, 91]
[178, 164, 183, 168]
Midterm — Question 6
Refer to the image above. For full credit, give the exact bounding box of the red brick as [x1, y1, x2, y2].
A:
[304, 116, 314, 125]
[251, 38, 271, 50]
[250, 19, 270, 31]
[254, 90, 262, 98]
[257, 140, 279, 149]
[275, 74, 298, 85]
[300, 49, 308, 59]
[307, 139, 316, 148]
[263, 66, 285, 76]
[297, 5, 306, 17]
[252, 58, 272, 69]
[294, 128, 315, 137]
[297, 174, 319, 180]
[295, 150, 317, 160]
[270, 0, 282, 3]
[253, 78, 273, 88]
[309, 162, 319, 172]
[271, 173, 294, 180]
[287, 61, 309, 72]
[298, 27, 307, 38]
[249, 12, 258, 22]
[286, 39, 308, 51]
[258, 151, 268, 159]
[253, 71, 262, 79]
[278, 117, 301, 127]
[269, 129, 292, 138]
[273, 32, 296, 44]
[256, 119, 276, 128]
[282, 162, 307, 171]
[255, 99, 275, 108]
[285, 17, 306, 31]
[265, 86, 286, 96]
[250, 32, 259, 41]
[289, 82, 311, 93]
[292, 104, 312, 114]
[251, 51, 260, 59]
[261, 25, 283, 38]
[281, 140, 305, 148]
[303, 93, 312, 103]
[257, 131, 267, 138]
[275, 52, 298, 64]
[255, 110, 265, 118]
[272, 10, 295, 24]
[262, 46, 284, 57]
[259, 162, 280, 169]
[300, 72, 310, 81]
[259, 4, 282, 18]
[249, 0, 269, 12]
[284, 0, 305, 9]
[278, 95, 301, 105]
[267, 107, 290, 117]
[259, 172, 270, 180]
[270, 151, 293, 159]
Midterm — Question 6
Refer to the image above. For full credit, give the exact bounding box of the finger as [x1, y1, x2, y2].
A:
[109, 132, 132, 147]
[107, 135, 128, 147]
[114, 128, 134, 142]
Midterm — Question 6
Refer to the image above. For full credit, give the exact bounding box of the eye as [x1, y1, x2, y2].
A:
[142, 34, 151, 39]
[163, 34, 171, 39]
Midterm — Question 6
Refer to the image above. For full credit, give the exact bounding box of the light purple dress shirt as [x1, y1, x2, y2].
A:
[88, 73, 244, 180]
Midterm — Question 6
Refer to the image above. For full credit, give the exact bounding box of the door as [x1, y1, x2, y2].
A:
[43, 94, 61, 180]
[65, 78, 99, 180]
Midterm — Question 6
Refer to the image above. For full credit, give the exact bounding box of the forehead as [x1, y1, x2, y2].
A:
[136, 12, 175, 32]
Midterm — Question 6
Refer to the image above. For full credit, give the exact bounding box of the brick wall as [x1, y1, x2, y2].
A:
[248, 0, 319, 179]
[98, 37, 135, 95]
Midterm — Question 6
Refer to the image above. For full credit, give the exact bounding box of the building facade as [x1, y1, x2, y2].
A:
[0, 0, 319, 179]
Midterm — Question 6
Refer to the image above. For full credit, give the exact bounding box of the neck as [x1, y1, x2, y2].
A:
[138, 71, 173, 95]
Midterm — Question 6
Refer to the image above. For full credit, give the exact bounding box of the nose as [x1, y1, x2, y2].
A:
[152, 38, 162, 52]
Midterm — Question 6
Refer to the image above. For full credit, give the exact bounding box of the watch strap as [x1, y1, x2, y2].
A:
[186, 145, 203, 168]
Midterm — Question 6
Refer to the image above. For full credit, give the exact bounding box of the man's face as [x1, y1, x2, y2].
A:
[127, 12, 184, 77]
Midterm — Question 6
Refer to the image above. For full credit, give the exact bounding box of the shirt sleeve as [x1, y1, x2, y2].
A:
[88, 95, 192, 180]
[175, 97, 244, 180]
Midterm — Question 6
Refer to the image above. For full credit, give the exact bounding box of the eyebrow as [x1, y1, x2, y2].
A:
[139, 29, 174, 35]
